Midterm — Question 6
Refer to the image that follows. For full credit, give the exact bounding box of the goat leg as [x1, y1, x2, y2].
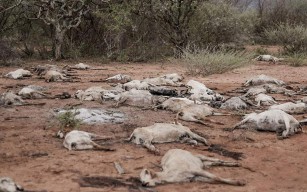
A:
[193, 170, 246, 186]
[204, 118, 224, 125]
[91, 141, 115, 151]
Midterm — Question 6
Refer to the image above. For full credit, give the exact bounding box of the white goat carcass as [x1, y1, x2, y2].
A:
[106, 74, 132, 84]
[243, 87, 267, 97]
[33, 64, 62, 75]
[0, 177, 23, 192]
[128, 123, 209, 152]
[143, 73, 184, 86]
[270, 102, 307, 114]
[4, 69, 32, 79]
[254, 93, 277, 106]
[18, 85, 48, 99]
[149, 86, 183, 97]
[176, 104, 225, 126]
[73, 63, 90, 70]
[45, 70, 68, 82]
[187, 80, 224, 102]
[75, 86, 106, 101]
[158, 97, 195, 112]
[262, 84, 295, 95]
[234, 109, 301, 138]
[244, 74, 285, 86]
[0, 92, 24, 106]
[63, 130, 113, 151]
[255, 55, 282, 63]
[123, 80, 153, 91]
[116, 89, 160, 107]
[220, 97, 248, 110]
[140, 149, 245, 187]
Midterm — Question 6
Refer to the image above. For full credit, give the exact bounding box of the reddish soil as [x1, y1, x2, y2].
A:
[1, 60, 307, 192]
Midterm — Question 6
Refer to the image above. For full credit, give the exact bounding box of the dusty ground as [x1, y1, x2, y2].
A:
[1, 60, 307, 192]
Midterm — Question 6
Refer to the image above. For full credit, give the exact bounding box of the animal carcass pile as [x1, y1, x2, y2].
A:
[2, 62, 307, 191]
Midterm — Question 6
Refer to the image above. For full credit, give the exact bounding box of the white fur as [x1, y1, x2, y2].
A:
[140, 149, 244, 187]
[106, 74, 132, 83]
[143, 73, 183, 86]
[128, 123, 209, 152]
[5, 69, 32, 79]
[270, 102, 307, 114]
[234, 109, 301, 138]
[187, 80, 224, 102]
[244, 74, 285, 86]
[0, 177, 23, 192]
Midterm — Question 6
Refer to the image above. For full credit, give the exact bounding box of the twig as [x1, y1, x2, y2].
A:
[114, 162, 125, 175]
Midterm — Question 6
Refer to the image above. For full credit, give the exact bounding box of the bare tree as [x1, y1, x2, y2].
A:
[31, 0, 90, 60]
[0, 0, 23, 14]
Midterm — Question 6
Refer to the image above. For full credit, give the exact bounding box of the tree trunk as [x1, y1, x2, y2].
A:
[54, 26, 65, 61]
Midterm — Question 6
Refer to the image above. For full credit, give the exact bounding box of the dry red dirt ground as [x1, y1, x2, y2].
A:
[1, 60, 307, 192]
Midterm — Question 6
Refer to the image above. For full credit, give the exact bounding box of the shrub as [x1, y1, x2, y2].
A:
[0, 40, 21, 66]
[57, 110, 81, 132]
[286, 53, 307, 67]
[189, 2, 257, 48]
[183, 48, 251, 76]
[264, 24, 307, 54]
[255, 47, 269, 55]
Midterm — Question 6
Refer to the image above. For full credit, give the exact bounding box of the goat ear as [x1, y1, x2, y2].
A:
[144, 169, 150, 175]
[150, 171, 158, 178]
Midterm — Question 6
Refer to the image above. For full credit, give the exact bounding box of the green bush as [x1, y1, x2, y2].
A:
[189, 2, 257, 48]
[183, 48, 251, 76]
[264, 24, 307, 54]
[57, 110, 81, 132]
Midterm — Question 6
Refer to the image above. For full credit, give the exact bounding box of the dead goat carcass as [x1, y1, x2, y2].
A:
[254, 55, 282, 63]
[220, 97, 248, 111]
[4, 69, 32, 79]
[18, 85, 48, 99]
[45, 70, 69, 82]
[75, 86, 106, 101]
[63, 130, 114, 151]
[0, 177, 23, 192]
[123, 80, 153, 91]
[262, 84, 295, 95]
[143, 73, 184, 86]
[176, 104, 226, 126]
[234, 109, 301, 139]
[244, 74, 285, 86]
[270, 102, 307, 114]
[254, 93, 277, 106]
[158, 97, 195, 112]
[149, 86, 182, 97]
[115, 89, 165, 107]
[72, 63, 91, 70]
[128, 123, 209, 153]
[140, 149, 244, 187]
[0, 91, 25, 106]
[32, 64, 61, 75]
[187, 80, 224, 102]
[243, 87, 267, 97]
[105, 74, 132, 84]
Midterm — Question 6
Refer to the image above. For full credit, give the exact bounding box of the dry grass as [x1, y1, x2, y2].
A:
[285, 53, 307, 67]
[183, 48, 252, 76]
